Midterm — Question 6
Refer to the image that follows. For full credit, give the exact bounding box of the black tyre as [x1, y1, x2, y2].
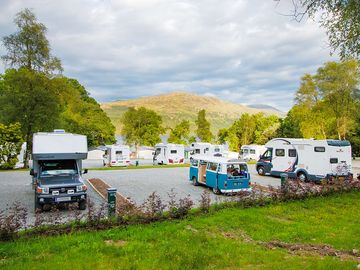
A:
[34, 194, 42, 212]
[78, 200, 87, 210]
[192, 176, 198, 186]
[257, 166, 265, 176]
[297, 172, 307, 182]
[212, 187, 221, 195]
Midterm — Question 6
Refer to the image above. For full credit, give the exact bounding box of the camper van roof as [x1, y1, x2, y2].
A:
[267, 138, 351, 146]
[192, 155, 245, 164]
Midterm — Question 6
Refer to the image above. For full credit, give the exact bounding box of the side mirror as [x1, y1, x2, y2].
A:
[30, 169, 34, 176]
[83, 169, 88, 174]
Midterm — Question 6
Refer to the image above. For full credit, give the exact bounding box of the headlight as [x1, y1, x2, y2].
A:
[36, 187, 49, 194]
[76, 185, 87, 192]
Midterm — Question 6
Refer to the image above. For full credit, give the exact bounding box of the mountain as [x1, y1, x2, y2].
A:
[248, 104, 284, 114]
[101, 91, 282, 135]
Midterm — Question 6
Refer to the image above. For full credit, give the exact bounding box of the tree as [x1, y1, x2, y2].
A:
[1, 8, 62, 73]
[0, 123, 23, 169]
[168, 120, 190, 144]
[195, 109, 213, 142]
[0, 68, 62, 167]
[289, 0, 360, 59]
[217, 128, 229, 144]
[121, 107, 164, 156]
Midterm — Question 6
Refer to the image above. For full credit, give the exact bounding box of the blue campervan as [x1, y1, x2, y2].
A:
[189, 156, 251, 194]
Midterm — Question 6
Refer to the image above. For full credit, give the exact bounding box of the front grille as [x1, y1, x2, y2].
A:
[49, 186, 76, 194]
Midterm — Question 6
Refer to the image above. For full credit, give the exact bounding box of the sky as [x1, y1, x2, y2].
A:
[0, 0, 338, 111]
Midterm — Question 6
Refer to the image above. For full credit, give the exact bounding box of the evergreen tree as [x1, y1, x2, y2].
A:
[195, 109, 213, 142]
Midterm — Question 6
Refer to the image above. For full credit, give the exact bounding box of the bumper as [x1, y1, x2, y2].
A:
[220, 188, 252, 193]
[37, 192, 87, 204]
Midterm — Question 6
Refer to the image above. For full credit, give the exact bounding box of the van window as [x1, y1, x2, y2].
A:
[330, 158, 338, 164]
[262, 149, 272, 159]
[243, 149, 249, 154]
[207, 162, 218, 171]
[116, 151, 123, 155]
[314, 147, 325, 152]
[250, 149, 256, 154]
[288, 149, 296, 157]
[170, 150, 177, 154]
[191, 159, 198, 166]
[195, 149, 200, 154]
[275, 149, 285, 157]
[214, 148, 220, 152]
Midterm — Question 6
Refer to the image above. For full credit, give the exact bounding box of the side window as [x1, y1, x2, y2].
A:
[314, 147, 325, 152]
[330, 158, 338, 164]
[205, 147, 209, 153]
[207, 162, 218, 171]
[262, 149, 272, 159]
[250, 149, 256, 154]
[115, 151, 122, 155]
[170, 150, 177, 154]
[191, 159, 198, 167]
[288, 149, 296, 157]
[275, 149, 285, 157]
[195, 149, 200, 154]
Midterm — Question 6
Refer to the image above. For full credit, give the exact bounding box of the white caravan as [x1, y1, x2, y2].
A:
[103, 145, 131, 167]
[153, 143, 184, 165]
[256, 138, 352, 181]
[189, 142, 227, 158]
[239, 144, 266, 161]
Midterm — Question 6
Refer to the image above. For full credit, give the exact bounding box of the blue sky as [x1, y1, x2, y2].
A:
[0, 0, 338, 111]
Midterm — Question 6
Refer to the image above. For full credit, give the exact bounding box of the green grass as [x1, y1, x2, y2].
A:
[88, 164, 190, 171]
[1, 191, 359, 269]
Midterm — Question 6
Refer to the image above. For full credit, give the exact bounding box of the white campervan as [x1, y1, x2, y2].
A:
[103, 145, 131, 167]
[256, 138, 352, 181]
[239, 144, 266, 161]
[153, 143, 184, 165]
[189, 143, 227, 158]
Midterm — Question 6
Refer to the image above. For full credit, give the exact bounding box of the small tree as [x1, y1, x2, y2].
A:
[0, 123, 23, 169]
[195, 109, 213, 142]
[121, 107, 164, 157]
[168, 120, 190, 144]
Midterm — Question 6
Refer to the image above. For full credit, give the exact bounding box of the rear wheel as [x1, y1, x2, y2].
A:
[297, 172, 307, 182]
[257, 166, 265, 176]
[192, 176, 198, 186]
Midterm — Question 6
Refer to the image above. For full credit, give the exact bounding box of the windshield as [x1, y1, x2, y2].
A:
[227, 163, 248, 178]
[40, 160, 78, 176]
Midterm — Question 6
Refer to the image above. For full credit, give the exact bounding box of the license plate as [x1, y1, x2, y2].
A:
[56, 197, 71, 202]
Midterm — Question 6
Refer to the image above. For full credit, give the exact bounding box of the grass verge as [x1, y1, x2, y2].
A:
[0, 191, 359, 269]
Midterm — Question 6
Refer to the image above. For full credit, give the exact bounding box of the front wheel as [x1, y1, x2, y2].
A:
[257, 166, 265, 176]
[78, 200, 87, 210]
[297, 172, 307, 182]
[192, 177, 198, 186]
[212, 187, 221, 195]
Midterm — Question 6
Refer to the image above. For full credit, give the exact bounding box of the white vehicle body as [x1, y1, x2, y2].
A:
[153, 143, 184, 165]
[239, 145, 266, 161]
[103, 145, 131, 166]
[189, 143, 227, 157]
[256, 138, 352, 181]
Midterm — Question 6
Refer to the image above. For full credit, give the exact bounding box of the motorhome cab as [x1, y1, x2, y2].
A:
[189, 142, 227, 157]
[189, 156, 251, 194]
[239, 144, 266, 161]
[103, 145, 131, 167]
[256, 138, 352, 181]
[153, 143, 184, 165]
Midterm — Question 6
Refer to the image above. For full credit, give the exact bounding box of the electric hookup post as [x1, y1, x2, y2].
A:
[280, 173, 288, 188]
[107, 188, 117, 216]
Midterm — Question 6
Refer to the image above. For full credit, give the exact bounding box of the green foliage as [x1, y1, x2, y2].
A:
[195, 109, 213, 142]
[0, 123, 23, 169]
[217, 128, 229, 144]
[283, 59, 360, 140]
[300, 0, 360, 59]
[1, 8, 62, 73]
[226, 113, 280, 151]
[168, 120, 190, 144]
[121, 107, 164, 148]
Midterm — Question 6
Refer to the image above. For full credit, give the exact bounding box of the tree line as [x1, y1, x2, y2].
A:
[0, 9, 115, 168]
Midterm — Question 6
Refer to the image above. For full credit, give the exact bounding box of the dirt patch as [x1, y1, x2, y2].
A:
[104, 239, 128, 247]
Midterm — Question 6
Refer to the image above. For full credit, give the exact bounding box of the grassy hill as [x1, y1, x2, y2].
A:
[101, 92, 282, 135]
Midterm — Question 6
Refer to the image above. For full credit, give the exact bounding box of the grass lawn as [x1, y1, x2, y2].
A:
[0, 191, 359, 269]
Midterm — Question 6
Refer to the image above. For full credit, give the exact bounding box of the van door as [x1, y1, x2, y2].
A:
[205, 162, 218, 188]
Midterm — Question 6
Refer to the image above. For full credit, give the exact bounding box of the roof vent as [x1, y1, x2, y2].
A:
[53, 129, 65, 133]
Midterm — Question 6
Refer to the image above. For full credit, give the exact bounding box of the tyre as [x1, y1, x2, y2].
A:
[34, 194, 42, 212]
[212, 187, 221, 195]
[257, 166, 265, 176]
[297, 172, 307, 182]
[78, 200, 87, 210]
[192, 176, 198, 186]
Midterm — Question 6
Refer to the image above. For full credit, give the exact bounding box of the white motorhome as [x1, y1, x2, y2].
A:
[239, 144, 266, 161]
[189, 142, 227, 158]
[31, 130, 88, 210]
[153, 143, 184, 165]
[103, 145, 131, 167]
[256, 138, 352, 181]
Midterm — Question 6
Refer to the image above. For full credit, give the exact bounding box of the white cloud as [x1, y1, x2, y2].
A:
[0, 0, 338, 112]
